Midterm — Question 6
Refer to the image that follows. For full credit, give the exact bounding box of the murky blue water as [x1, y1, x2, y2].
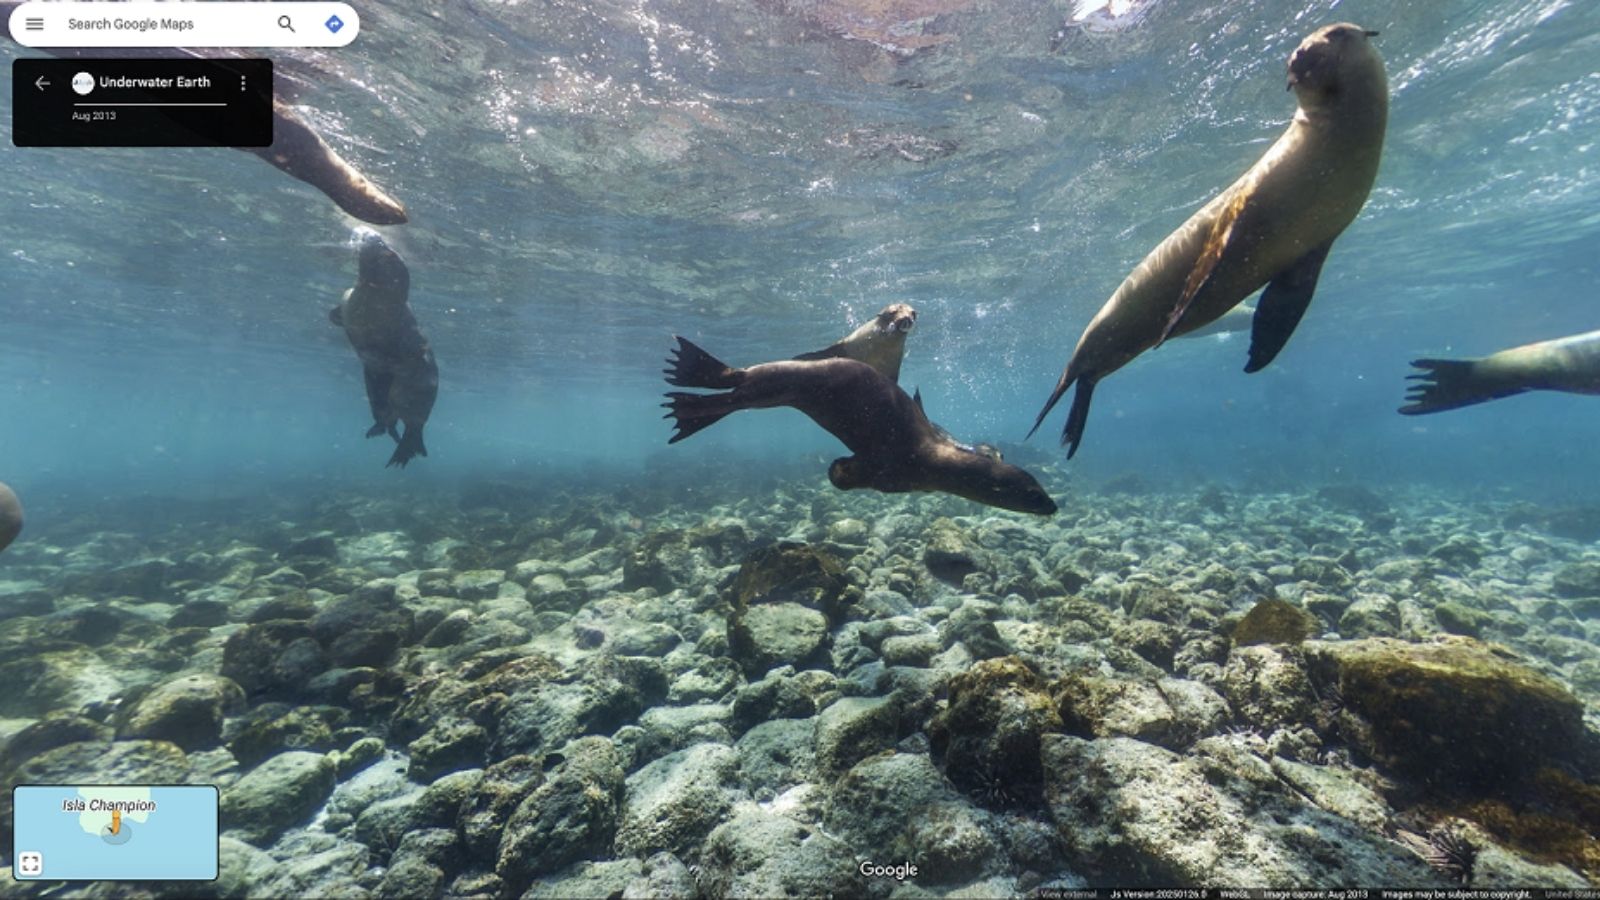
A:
[3, 0, 1598, 509]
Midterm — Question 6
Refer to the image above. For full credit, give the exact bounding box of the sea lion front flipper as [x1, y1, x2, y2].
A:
[793, 343, 842, 363]
[362, 367, 395, 434]
[252, 100, 408, 226]
[329, 305, 345, 327]
[913, 388, 924, 412]
[1398, 358, 1526, 415]
[1159, 189, 1254, 346]
[1245, 240, 1333, 373]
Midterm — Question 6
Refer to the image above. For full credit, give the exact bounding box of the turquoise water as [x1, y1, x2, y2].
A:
[1, 0, 1597, 503]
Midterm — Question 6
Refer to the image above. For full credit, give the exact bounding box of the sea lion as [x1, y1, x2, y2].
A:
[794, 303, 918, 382]
[252, 99, 408, 226]
[1031, 23, 1388, 456]
[0, 4, 406, 225]
[1399, 330, 1600, 415]
[330, 230, 438, 467]
[663, 337, 1056, 515]
[0, 481, 21, 554]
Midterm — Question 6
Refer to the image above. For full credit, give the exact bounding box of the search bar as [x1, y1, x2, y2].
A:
[8, 2, 359, 48]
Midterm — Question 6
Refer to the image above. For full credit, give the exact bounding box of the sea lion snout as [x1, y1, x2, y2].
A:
[874, 303, 918, 334]
[352, 229, 409, 293]
[1287, 23, 1378, 93]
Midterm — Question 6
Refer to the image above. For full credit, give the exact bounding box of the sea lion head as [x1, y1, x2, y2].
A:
[832, 452, 1056, 516]
[0, 481, 23, 553]
[352, 227, 410, 295]
[937, 452, 1058, 516]
[1286, 23, 1383, 104]
[872, 303, 917, 335]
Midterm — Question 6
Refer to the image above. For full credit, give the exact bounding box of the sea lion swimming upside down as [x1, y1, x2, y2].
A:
[663, 337, 1057, 515]
[330, 230, 438, 467]
[1032, 23, 1388, 457]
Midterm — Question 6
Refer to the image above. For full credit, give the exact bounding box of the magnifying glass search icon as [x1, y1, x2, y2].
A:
[277, 15, 295, 32]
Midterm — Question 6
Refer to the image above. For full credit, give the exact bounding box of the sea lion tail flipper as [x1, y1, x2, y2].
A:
[662, 392, 738, 444]
[1028, 369, 1077, 441]
[387, 425, 427, 468]
[1160, 189, 1254, 346]
[1062, 378, 1098, 459]
[665, 337, 740, 388]
[1245, 241, 1332, 373]
[1398, 358, 1525, 415]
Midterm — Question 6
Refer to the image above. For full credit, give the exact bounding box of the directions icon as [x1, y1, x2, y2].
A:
[324, 14, 344, 33]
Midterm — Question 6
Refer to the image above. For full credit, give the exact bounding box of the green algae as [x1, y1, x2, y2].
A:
[1231, 598, 1317, 646]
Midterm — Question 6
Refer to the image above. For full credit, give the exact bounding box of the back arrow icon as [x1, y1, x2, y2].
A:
[34, 76, 50, 90]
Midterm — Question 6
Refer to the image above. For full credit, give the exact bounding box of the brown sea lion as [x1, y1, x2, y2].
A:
[663, 337, 1057, 515]
[1032, 23, 1388, 457]
[795, 303, 918, 383]
[0, 481, 21, 553]
[0, 3, 406, 225]
[330, 230, 437, 467]
[1400, 330, 1600, 415]
[253, 99, 408, 226]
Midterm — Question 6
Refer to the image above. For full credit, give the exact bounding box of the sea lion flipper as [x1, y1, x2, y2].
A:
[793, 343, 842, 363]
[1159, 189, 1254, 346]
[913, 388, 924, 412]
[662, 392, 737, 444]
[665, 337, 740, 389]
[388, 425, 427, 468]
[1398, 358, 1526, 415]
[1062, 377, 1098, 460]
[1244, 240, 1333, 373]
[329, 306, 345, 327]
[362, 367, 395, 428]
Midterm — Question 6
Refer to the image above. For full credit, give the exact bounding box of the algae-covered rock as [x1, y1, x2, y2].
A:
[115, 673, 246, 751]
[729, 601, 829, 676]
[1305, 637, 1584, 788]
[1042, 734, 1435, 886]
[696, 805, 858, 898]
[222, 750, 337, 846]
[1553, 562, 1600, 599]
[1055, 674, 1226, 750]
[496, 737, 624, 894]
[923, 518, 985, 583]
[407, 716, 490, 782]
[730, 542, 850, 620]
[1233, 598, 1317, 646]
[1219, 645, 1317, 732]
[615, 742, 743, 857]
[222, 620, 328, 699]
[814, 695, 898, 777]
[823, 751, 956, 848]
[928, 656, 1061, 803]
[1434, 602, 1491, 638]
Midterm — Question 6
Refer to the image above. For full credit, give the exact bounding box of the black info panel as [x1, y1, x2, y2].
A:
[12, 58, 272, 147]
